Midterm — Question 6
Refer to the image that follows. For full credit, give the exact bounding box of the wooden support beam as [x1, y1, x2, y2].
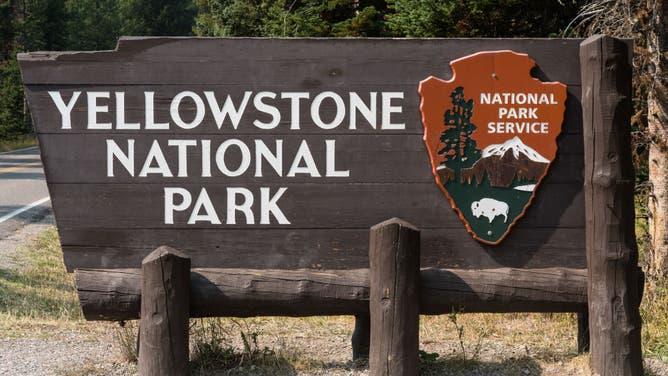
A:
[74, 267, 588, 321]
[580, 35, 643, 376]
[138, 246, 191, 376]
[351, 314, 370, 360]
[369, 218, 420, 376]
[577, 311, 590, 353]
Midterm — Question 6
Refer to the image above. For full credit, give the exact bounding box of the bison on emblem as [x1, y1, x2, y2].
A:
[471, 198, 509, 224]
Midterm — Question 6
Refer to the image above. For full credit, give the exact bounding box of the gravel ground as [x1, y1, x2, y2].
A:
[0, 332, 132, 376]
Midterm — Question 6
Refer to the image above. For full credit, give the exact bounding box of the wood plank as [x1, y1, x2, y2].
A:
[36, 133, 584, 184]
[59, 227, 587, 271]
[19, 38, 583, 85]
[581, 35, 642, 375]
[74, 266, 588, 321]
[46, 182, 584, 229]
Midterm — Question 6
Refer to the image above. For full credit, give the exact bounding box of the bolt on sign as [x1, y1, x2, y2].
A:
[18, 39, 586, 272]
[419, 51, 567, 244]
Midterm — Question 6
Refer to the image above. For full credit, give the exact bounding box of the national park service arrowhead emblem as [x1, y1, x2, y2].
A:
[418, 51, 567, 245]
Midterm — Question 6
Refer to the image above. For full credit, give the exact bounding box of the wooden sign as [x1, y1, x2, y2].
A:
[18, 37, 644, 376]
[18, 38, 585, 272]
[419, 51, 567, 244]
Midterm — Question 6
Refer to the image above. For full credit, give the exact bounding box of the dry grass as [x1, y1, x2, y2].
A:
[113, 320, 139, 363]
[642, 276, 668, 363]
[0, 227, 82, 336]
[189, 318, 301, 375]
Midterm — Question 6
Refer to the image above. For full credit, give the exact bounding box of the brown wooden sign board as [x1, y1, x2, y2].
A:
[19, 38, 586, 272]
[20, 37, 644, 376]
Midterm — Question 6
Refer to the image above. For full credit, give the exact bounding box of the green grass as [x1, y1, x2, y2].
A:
[0, 134, 37, 152]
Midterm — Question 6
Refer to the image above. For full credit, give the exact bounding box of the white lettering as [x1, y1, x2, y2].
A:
[311, 91, 345, 130]
[115, 92, 140, 129]
[215, 139, 251, 177]
[253, 91, 280, 129]
[226, 187, 254, 224]
[255, 139, 282, 177]
[325, 140, 349, 177]
[280, 92, 309, 130]
[349, 92, 376, 129]
[139, 140, 172, 177]
[381, 92, 404, 129]
[106, 139, 134, 177]
[287, 140, 320, 177]
[48, 91, 80, 129]
[260, 187, 289, 224]
[188, 187, 221, 224]
[205, 91, 252, 130]
[168, 139, 197, 177]
[171, 91, 205, 130]
[87, 92, 111, 129]
[145, 92, 169, 129]
[164, 187, 192, 224]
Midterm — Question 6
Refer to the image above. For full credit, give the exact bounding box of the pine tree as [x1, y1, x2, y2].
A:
[437, 86, 480, 182]
[65, 0, 121, 51]
[120, 0, 196, 36]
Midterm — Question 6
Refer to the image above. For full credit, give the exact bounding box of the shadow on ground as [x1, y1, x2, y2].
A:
[188, 355, 544, 376]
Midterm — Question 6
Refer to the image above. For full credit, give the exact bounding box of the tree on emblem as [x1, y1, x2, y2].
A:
[437, 86, 480, 183]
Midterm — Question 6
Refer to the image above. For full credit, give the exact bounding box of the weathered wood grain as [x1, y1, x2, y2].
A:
[19, 38, 584, 85]
[580, 35, 642, 375]
[60, 227, 587, 271]
[369, 218, 420, 376]
[73, 266, 588, 321]
[46, 182, 583, 229]
[138, 247, 190, 376]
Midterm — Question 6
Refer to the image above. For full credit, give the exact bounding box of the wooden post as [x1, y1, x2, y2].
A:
[580, 35, 643, 376]
[138, 246, 191, 376]
[351, 314, 370, 360]
[577, 311, 590, 353]
[369, 218, 420, 376]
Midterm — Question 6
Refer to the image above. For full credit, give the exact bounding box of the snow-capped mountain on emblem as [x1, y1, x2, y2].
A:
[481, 136, 550, 163]
[461, 136, 549, 189]
[418, 50, 567, 245]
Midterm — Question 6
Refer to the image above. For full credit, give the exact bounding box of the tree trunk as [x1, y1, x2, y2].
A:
[648, 0, 668, 279]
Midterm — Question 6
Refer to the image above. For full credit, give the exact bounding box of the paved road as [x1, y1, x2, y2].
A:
[0, 146, 51, 238]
